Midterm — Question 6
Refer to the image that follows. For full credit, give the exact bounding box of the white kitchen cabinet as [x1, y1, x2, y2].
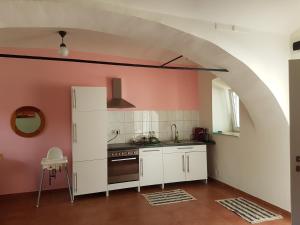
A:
[139, 148, 163, 187]
[72, 111, 107, 161]
[163, 152, 186, 183]
[163, 145, 207, 184]
[72, 87, 107, 111]
[186, 151, 207, 181]
[73, 160, 107, 196]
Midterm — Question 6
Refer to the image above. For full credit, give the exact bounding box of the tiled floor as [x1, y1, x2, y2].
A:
[0, 180, 291, 225]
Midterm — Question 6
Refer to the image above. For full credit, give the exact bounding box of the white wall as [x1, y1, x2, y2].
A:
[199, 73, 290, 211]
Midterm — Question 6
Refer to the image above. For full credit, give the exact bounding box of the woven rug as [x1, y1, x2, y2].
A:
[142, 189, 196, 206]
[216, 197, 283, 224]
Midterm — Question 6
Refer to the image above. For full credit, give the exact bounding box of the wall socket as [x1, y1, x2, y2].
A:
[112, 129, 120, 135]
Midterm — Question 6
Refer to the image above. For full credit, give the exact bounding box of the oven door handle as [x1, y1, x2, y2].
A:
[111, 157, 137, 162]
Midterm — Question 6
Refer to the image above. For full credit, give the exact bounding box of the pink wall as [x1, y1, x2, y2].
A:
[0, 49, 199, 195]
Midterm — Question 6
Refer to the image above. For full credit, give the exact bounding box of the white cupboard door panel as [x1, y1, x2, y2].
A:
[73, 111, 107, 161]
[140, 154, 163, 186]
[72, 87, 107, 111]
[73, 160, 107, 196]
[163, 153, 186, 184]
[186, 151, 207, 181]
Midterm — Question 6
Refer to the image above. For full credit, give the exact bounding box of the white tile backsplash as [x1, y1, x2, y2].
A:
[143, 111, 151, 122]
[167, 111, 177, 121]
[183, 110, 193, 121]
[175, 110, 184, 121]
[123, 122, 134, 134]
[158, 111, 168, 121]
[133, 111, 143, 122]
[159, 121, 170, 133]
[133, 122, 143, 133]
[151, 121, 160, 133]
[142, 121, 151, 133]
[191, 110, 199, 120]
[124, 111, 134, 122]
[151, 111, 159, 122]
[107, 110, 200, 143]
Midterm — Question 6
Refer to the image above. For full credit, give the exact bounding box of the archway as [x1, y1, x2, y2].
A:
[0, 0, 290, 210]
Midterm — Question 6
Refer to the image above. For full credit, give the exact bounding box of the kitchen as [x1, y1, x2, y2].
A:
[0, 44, 290, 224]
[71, 80, 212, 198]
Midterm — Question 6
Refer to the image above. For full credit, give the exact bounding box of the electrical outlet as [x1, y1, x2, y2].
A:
[112, 129, 121, 135]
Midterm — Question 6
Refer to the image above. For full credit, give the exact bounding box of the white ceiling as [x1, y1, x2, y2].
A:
[0, 28, 197, 66]
[99, 0, 300, 34]
[1, 0, 299, 65]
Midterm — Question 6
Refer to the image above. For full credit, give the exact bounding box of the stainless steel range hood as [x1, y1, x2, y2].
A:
[107, 78, 135, 108]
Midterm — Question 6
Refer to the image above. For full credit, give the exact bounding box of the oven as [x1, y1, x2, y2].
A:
[108, 148, 139, 184]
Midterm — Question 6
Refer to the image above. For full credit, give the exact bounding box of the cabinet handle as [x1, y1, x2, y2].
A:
[187, 155, 190, 173]
[142, 149, 161, 153]
[74, 123, 77, 143]
[177, 147, 194, 150]
[140, 158, 143, 177]
[111, 157, 137, 162]
[74, 173, 78, 193]
[73, 89, 77, 109]
[72, 124, 74, 142]
[182, 155, 185, 172]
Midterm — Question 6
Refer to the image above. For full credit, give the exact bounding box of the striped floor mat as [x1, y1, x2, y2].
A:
[142, 189, 196, 206]
[216, 197, 283, 224]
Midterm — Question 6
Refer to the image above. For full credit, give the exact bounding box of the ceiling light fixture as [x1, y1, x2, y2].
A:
[58, 30, 69, 57]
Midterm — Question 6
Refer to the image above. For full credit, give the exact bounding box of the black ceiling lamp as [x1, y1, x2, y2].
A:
[58, 30, 69, 57]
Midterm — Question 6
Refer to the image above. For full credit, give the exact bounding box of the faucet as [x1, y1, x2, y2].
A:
[171, 123, 179, 143]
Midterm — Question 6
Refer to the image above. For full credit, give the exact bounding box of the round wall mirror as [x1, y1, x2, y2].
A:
[11, 106, 45, 137]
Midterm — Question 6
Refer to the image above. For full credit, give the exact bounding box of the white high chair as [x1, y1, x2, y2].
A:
[36, 147, 73, 207]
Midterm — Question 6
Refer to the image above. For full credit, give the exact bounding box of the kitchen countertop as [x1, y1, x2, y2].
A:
[108, 140, 215, 151]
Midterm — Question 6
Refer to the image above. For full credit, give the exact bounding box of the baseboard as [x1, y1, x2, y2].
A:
[208, 177, 291, 217]
[0, 187, 68, 200]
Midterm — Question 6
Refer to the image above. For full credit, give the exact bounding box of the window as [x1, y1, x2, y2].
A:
[229, 90, 240, 132]
[212, 78, 240, 136]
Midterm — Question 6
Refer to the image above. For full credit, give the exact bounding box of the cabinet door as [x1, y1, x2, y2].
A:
[163, 153, 186, 184]
[140, 149, 163, 186]
[73, 159, 107, 196]
[72, 111, 107, 161]
[186, 151, 207, 181]
[72, 87, 106, 112]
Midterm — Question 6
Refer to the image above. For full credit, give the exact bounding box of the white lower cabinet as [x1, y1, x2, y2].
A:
[163, 153, 186, 183]
[163, 145, 207, 184]
[73, 159, 107, 196]
[186, 151, 207, 181]
[139, 148, 163, 187]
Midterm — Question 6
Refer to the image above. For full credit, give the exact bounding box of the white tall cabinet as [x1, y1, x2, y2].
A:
[71, 87, 107, 197]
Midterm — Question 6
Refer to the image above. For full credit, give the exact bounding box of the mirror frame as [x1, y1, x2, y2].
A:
[11, 106, 45, 138]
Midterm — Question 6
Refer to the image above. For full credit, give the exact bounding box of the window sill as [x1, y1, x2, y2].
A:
[213, 131, 240, 137]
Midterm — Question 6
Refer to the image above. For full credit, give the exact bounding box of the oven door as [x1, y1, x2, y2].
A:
[108, 156, 139, 184]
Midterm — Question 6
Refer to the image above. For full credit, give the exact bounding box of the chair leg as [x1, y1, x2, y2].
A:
[36, 168, 45, 208]
[65, 166, 73, 203]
